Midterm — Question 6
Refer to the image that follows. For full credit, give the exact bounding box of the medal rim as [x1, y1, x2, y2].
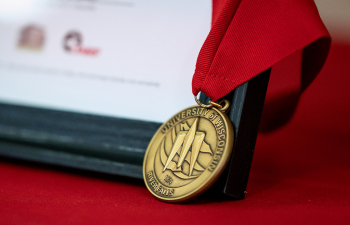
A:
[142, 105, 234, 203]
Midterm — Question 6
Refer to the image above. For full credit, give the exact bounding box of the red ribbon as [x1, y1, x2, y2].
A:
[192, 0, 331, 101]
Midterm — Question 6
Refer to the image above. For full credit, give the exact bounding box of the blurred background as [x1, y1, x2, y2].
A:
[0, 1, 349, 224]
[0, 0, 212, 123]
[315, 0, 350, 44]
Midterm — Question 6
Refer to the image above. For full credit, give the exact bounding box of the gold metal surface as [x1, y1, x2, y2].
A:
[194, 95, 230, 113]
[208, 100, 223, 109]
[217, 99, 230, 112]
[143, 106, 234, 203]
[194, 95, 216, 108]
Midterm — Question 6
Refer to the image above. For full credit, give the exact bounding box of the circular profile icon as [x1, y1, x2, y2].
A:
[17, 25, 45, 50]
[63, 31, 82, 52]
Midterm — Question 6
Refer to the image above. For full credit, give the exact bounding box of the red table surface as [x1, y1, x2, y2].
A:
[1, 42, 349, 225]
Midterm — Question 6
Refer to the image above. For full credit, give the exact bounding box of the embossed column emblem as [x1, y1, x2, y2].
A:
[143, 106, 234, 202]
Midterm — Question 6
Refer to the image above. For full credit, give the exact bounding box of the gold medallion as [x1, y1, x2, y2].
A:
[143, 103, 234, 203]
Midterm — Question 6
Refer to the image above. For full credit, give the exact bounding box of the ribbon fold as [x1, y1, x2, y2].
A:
[192, 0, 331, 101]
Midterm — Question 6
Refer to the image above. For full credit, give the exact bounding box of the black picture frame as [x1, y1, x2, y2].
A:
[0, 69, 270, 199]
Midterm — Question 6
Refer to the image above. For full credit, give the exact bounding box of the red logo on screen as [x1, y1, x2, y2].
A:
[63, 31, 100, 56]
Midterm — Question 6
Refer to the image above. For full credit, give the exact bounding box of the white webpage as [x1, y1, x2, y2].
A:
[0, 0, 211, 122]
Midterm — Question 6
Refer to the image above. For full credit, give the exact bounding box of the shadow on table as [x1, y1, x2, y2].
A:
[0, 156, 145, 187]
